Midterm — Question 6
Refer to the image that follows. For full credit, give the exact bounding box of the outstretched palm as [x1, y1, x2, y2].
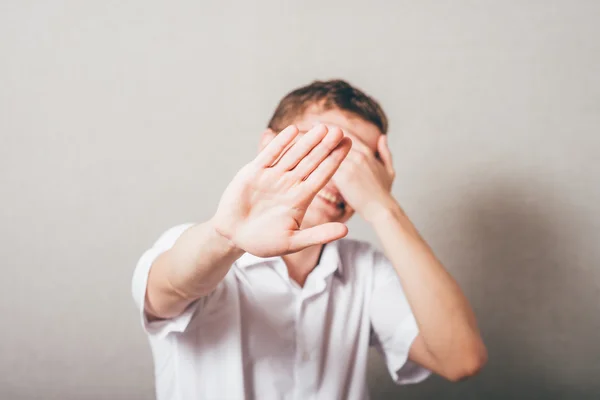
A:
[213, 125, 352, 257]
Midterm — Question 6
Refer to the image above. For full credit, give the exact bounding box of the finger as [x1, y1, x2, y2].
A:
[378, 135, 394, 174]
[289, 126, 344, 179]
[288, 222, 348, 252]
[344, 138, 379, 167]
[346, 136, 372, 156]
[344, 148, 368, 164]
[276, 124, 328, 170]
[254, 125, 300, 167]
[302, 136, 352, 194]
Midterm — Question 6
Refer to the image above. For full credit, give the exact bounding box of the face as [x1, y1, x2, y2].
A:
[260, 106, 383, 229]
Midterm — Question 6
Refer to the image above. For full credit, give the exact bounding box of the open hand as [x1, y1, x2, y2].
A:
[212, 125, 352, 257]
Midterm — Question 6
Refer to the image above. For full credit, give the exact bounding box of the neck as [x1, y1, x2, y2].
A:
[282, 244, 325, 287]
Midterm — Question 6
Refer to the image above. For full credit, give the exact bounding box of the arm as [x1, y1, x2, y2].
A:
[367, 201, 487, 381]
[145, 124, 352, 320]
[333, 135, 487, 381]
[145, 221, 244, 320]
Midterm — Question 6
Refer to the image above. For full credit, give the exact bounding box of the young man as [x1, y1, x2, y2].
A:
[132, 80, 487, 399]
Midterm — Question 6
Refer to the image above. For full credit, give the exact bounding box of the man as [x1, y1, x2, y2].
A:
[132, 80, 487, 399]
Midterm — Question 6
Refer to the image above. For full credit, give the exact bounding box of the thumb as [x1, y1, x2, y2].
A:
[287, 223, 348, 252]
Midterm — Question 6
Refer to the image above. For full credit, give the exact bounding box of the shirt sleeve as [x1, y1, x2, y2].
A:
[131, 223, 198, 339]
[369, 249, 431, 385]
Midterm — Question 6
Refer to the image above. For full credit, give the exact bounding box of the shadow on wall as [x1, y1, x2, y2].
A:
[369, 177, 600, 400]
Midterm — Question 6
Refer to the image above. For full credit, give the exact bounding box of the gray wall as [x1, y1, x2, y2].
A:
[1, 1, 599, 399]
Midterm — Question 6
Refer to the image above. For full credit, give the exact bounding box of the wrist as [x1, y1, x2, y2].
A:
[209, 218, 245, 259]
[365, 198, 423, 243]
[363, 195, 403, 225]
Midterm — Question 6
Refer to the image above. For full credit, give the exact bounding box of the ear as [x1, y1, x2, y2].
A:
[259, 129, 277, 152]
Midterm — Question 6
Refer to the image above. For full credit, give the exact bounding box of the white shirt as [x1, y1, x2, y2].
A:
[132, 224, 430, 400]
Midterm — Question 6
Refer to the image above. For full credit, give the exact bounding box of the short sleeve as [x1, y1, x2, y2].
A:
[131, 223, 197, 339]
[369, 249, 431, 385]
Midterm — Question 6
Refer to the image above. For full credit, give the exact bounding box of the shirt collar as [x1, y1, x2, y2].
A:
[235, 240, 343, 278]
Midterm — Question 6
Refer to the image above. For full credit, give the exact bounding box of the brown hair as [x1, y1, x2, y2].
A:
[267, 79, 388, 134]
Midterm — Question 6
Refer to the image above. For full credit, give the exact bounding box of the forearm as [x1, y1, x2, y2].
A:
[146, 219, 245, 319]
[367, 199, 486, 370]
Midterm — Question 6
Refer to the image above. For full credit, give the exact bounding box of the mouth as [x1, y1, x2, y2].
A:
[316, 186, 346, 212]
